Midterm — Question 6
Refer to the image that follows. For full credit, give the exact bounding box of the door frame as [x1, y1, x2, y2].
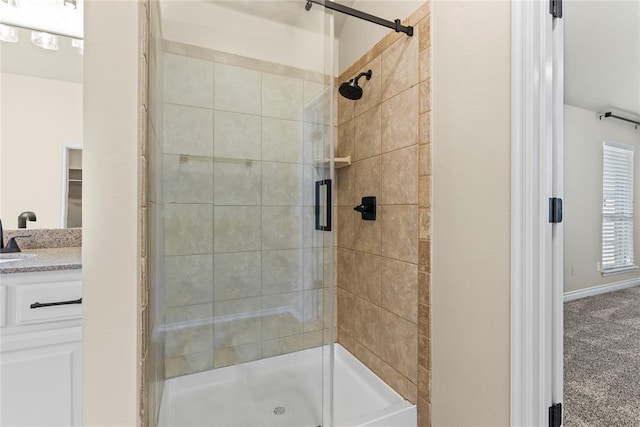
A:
[511, 0, 564, 425]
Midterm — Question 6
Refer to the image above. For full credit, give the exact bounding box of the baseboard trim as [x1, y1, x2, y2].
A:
[564, 278, 640, 302]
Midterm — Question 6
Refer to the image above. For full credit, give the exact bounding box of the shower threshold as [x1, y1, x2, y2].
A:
[158, 344, 416, 427]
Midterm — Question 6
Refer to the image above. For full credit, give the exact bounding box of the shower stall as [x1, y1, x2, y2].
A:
[145, 1, 418, 426]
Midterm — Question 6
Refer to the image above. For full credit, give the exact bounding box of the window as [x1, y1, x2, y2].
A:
[602, 141, 636, 274]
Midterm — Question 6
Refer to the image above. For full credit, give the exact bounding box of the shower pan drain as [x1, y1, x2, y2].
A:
[273, 407, 285, 416]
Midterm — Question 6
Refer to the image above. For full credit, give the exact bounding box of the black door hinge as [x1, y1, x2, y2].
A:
[550, 0, 563, 18]
[549, 403, 562, 427]
[549, 198, 563, 223]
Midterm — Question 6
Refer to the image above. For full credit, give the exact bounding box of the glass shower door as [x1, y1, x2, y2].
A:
[149, 2, 335, 426]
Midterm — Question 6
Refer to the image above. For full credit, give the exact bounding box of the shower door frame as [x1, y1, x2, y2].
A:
[324, 12, 336, 426]
[311, 12, 337, 422]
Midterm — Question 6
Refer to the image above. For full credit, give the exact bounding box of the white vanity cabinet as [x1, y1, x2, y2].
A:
[0, 270, 82, 427]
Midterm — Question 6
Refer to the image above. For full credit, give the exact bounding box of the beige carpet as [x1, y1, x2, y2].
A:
[564, 285, 640, 426]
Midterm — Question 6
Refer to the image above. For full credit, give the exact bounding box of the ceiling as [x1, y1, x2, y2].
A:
[565, 0, 640, 117]
[0, 0, 83, 38]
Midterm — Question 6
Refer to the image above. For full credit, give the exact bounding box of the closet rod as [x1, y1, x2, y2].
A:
[599, 112, 640, 129]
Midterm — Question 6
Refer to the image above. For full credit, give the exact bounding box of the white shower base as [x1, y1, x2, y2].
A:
[158, 344, 416, 427]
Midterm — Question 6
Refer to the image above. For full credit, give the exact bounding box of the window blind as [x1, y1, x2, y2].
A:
[602, 141, 636, 273]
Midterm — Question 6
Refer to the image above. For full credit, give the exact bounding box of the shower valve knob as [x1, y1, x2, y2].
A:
[354, 197, 376, 221]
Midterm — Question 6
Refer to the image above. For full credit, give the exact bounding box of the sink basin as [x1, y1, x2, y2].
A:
[0, 253, 36, 264]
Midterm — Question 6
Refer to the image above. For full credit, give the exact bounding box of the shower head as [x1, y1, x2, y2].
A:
[339, 69, 372, 100]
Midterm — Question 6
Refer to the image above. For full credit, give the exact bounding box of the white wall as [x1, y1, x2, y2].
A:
[564, 104, 640, 293]
[431, 1, 511, 425]
[160, 1, 328, 73]
[0, 74, 82, 229]
[337, 0, 423, 73]
[82, 0, 140, 425]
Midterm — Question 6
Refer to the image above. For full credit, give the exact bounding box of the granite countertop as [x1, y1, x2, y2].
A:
[0, 247, 82, 274]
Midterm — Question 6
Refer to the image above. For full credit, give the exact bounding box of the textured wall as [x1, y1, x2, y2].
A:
[335, 3, 431, 424]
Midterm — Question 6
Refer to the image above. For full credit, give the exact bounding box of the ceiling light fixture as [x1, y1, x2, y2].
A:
[0, 24, 18, 42]
[1, 0, 82, 39]
[31, 31, 58, 50]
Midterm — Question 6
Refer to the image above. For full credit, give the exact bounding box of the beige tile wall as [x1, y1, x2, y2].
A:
[335, 2, 431, 425]
[415, 9, 432, 426]
[160, 42, 333, 378]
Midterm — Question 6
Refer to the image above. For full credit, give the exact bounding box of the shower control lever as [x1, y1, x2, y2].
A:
[354, 196, 376, 221]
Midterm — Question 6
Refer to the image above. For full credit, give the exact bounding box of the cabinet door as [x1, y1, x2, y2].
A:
[1, 329, 82, 426]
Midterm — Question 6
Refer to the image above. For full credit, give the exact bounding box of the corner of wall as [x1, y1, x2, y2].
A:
[83, 0, 141, 425]
[431, 0, 511, 425]
[334, 2, 432, 424]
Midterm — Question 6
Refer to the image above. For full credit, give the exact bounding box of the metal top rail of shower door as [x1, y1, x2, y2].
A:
[305, 0, 414, 37]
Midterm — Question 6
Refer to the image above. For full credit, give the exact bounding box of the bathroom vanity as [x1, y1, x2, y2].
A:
[0, 247, 82, 426]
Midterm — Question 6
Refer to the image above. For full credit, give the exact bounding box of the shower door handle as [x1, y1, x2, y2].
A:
[315, 179, 332, 231]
